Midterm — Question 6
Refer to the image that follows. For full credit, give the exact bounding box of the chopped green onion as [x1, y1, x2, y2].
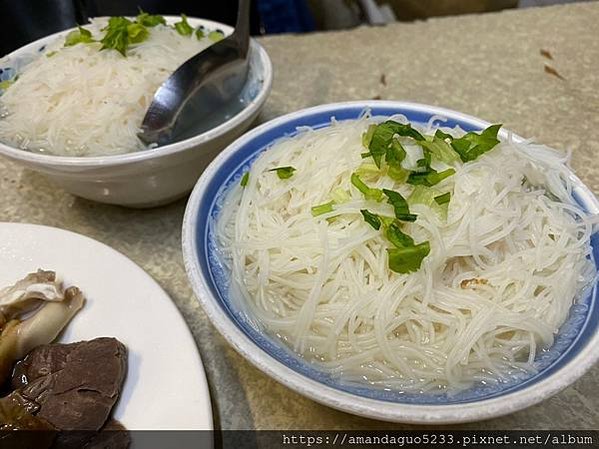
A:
[408, 186, 450, 220]
[385, 222, 415, 248]
[46, 50, 58, 57]
[384, 138, 408, 182]
[355, 194, 430, 274]
[434, 192, 451, 205]
[126, 22, 148, 44]
[208, 30, 225, 42]
[363, 121, 423, 168]
[360, 209, 381, 230]
[407, 168, 455, 187]
[386, 139, 406, 165]
[355, 162, 381, 179]
[269, 166, 296, 179]
[450, 124, 502, 162]
[195, 28, 205, 40]
[379, 215, 396, 228]
[64, 26, 95, 47]
[362, 125, 390, 168]
[387, 242, 430, 274]
[385, 121, 426, 142]
[408, 185, 439, 206]
[382, 189, 417, 222]
[351, 173, 383, 202]
[362, 124, 376, 148]
[136, 10, 166, 27]
[417, 136, 461, 165]
[174, 14, 194, 36]
[415, 149, 432, 171]
[434, 129, 454, 141]
[100, 17, 133, 56]
[387, 166, 410, 183]
[240, 172, 249, 187]
[311, 201, 334, 217]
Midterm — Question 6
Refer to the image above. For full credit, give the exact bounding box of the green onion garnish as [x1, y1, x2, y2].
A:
[64, 26, 95, 47]
[449, 124, 502, 162]
[269, 166, 296, 179]
[360, 209, 381, 230]
[382, 189, 417, 222]
[434, 192, 451, 205]
[173, 14, 194, 36]
[407, 168, 455, 187]
[387, 242, 430, 274]
[363, 120, 425, 168]
[351, 173, 383, 202]
[136, 10, 166, 27]
[208, 30, 225, 42]
[311, 201, 334, 217]
[240, 172, 249, 187]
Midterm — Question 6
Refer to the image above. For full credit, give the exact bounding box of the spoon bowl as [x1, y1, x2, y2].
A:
[139, 0, 250, 146]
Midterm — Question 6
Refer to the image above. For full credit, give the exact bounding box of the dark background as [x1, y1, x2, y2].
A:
[0, 0, 263, 56]
[0, 0, 592, 57]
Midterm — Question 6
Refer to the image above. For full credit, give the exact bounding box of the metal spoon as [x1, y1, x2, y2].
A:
[138, 0, 250, 146]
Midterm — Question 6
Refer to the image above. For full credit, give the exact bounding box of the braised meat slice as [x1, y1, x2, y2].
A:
[11, 337, 127, 431]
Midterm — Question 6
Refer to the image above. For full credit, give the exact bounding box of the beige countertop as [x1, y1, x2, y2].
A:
[1, 2, 599, 430]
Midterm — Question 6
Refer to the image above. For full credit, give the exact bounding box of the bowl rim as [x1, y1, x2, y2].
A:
[0, 16, 273, 167]
[182, 100, 599, 424]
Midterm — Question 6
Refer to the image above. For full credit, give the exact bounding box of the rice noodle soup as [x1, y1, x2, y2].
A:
[215, 114, 597, 393]
[0, 14, 225, 157]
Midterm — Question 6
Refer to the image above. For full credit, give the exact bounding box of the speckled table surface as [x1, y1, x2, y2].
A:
[1, 2, 599, 430]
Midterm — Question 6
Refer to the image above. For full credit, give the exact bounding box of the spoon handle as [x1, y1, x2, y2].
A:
[234, 0, 251, 57]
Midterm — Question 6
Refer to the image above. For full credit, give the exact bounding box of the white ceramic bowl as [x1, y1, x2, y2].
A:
[182, 101, 599, 424]
[0, 17, 272, 207]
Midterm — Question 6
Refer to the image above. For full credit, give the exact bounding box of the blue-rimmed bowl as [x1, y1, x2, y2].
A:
[182, 101, 599, 423]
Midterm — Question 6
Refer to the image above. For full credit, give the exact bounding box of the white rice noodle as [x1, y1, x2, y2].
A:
[0, 18, 214, 156]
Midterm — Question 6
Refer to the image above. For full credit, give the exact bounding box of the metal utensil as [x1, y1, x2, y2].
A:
[138, 0, 250, 146]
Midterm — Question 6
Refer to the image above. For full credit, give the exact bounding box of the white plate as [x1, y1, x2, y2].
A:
[0, 222, 213, 430]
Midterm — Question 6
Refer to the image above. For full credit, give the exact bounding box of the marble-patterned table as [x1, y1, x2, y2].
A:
[1, 2, 598, 430]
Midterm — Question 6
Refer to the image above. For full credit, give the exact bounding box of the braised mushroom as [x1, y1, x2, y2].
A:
[0, 270, 84, 384]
